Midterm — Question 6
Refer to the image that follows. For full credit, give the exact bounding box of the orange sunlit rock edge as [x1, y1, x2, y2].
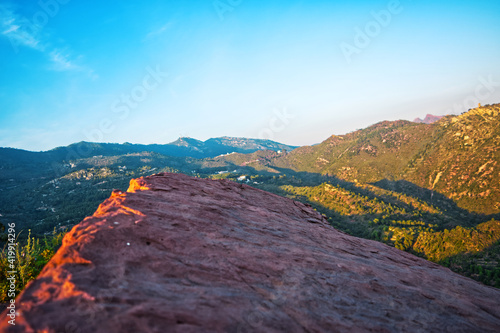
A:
[1, 173, 500, 332]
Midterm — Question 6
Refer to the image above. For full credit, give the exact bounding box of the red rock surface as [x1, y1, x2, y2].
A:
[2, 173, 500, 332]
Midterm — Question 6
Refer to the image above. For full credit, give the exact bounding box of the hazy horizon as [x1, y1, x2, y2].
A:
[1, 0, 499, 151]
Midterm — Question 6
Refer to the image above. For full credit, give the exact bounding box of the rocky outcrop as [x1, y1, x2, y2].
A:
[2, 173, 500, 332]
[413, 114, 444, 124]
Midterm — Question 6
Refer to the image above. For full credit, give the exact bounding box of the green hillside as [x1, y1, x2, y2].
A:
[270, 104, 500, 215]
[406, 105, 500, 214]
[273, 119, 434, 182]
[1, 105, 500, 291]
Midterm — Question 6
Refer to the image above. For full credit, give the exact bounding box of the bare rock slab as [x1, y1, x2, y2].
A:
[1, 173, 500, 332]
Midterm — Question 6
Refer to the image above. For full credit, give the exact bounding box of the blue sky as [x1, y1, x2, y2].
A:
[1, 0, 499, 151]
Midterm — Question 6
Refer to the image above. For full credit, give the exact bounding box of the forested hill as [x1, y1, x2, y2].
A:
[269, 104, 500, 215]
[1, 105, 499, 290]
[0, 137, 296, 180]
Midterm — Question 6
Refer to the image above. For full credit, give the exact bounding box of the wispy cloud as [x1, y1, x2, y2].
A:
[49, 50, 80, 71]
[144, 21, 175, 40]
[0, 4, 44, 51]
[0, 2, 96, 79]
[48, 50, 99, 80]
[2, 20, 19, 34]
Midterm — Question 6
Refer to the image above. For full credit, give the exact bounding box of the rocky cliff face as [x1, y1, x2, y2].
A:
[2, 173, 500, 332]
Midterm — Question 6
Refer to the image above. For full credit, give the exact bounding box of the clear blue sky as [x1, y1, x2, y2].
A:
[1, 0, 499, 151]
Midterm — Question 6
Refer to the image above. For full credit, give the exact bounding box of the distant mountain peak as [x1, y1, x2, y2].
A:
[413, 114, 444, 124]
[168, 137, 204, 147]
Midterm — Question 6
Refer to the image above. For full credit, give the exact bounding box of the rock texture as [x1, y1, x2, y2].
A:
[2, 173, 500, 332]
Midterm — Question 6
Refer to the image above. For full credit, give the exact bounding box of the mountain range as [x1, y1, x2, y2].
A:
[267, 105, 499, 215]
[0, 103, 499, 294]
[0, 137, 296, 184]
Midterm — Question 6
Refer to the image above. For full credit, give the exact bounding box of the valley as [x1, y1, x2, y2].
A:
[1, 104, 499, 295]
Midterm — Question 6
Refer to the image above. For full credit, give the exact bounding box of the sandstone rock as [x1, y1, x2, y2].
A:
[1, 173, 500, 332]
